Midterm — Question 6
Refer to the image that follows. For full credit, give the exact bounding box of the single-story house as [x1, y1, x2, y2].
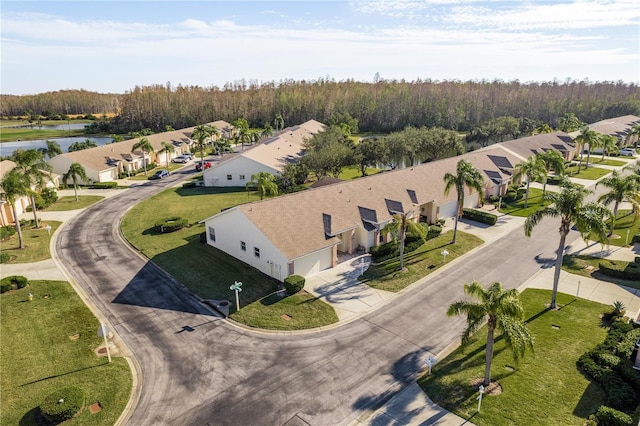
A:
[201, 143, 522, 281]
[202, 120, 325, 187]
[48, 121, 231, 183]
[568, 115, 640, 147]
[499, 131, 577, 162]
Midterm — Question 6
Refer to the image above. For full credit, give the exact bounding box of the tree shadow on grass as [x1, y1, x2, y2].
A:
[19, 406, 39, 426]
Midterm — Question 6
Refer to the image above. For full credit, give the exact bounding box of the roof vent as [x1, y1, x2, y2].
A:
[369, 187, 371, 190]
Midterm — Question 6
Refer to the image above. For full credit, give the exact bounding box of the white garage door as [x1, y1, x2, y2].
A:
[294, 249, 333, 278]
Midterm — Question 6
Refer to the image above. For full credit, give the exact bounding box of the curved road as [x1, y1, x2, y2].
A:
[56, 172, 573, 425]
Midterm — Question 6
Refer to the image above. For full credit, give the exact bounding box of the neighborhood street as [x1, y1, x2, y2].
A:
[55, 173, 589, 426]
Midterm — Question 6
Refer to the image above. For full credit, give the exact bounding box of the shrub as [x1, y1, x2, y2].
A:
[0, 281, 12, 293]
[0, 275, 29, 292]
[632, 234, 640, 244]
[182, 181, 197, 188]
[154, 217, 188, 233]
[36, 188, 58, 209]
[91, 181, 117, 189]
[599, 261, 640, 281]
[0, 252, 9, 264]
[488, 195, 500, 203]
[437, 218, 446, 226]
[0, 225, 16, 240]
[596, 406, 634, 426]
[40, 387, 85, 423]
[427, 225, 442, 240]
[462, 208, 497, 225]
[616, 328, 640, 358]
[284, 274, 305, 294]
[369, 242, 398, 261]
[634, 257, 640, 264]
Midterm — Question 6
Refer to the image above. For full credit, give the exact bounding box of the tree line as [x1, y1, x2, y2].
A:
[2, 79, 639, 135]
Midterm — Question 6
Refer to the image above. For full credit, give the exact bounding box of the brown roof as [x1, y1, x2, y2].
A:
[499, 132, 574, 159]
[221, 144, 522, 260]
[586, 115, 640, 139]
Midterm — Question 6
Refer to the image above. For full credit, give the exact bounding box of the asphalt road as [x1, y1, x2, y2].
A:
[56, 171, 577, 426]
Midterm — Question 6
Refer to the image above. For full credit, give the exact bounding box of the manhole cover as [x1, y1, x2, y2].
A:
[282, 314, 292, 321]
[89, 402, 102, 414]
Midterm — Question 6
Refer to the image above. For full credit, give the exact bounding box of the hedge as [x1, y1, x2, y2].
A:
[427, 225, 442, 240]
[0, 275, 29, 293]
[284, 274, 305, 294]
[154, 217, 189, 233]
[598, 260, 640, 281]
[40, 387, 85, 423]
[596, 406, 634, 426]
[370, 235, 425, 262]
[91, 181, 117, 189]
[182, 181, 197, 188]
[462, 208, 497, 226]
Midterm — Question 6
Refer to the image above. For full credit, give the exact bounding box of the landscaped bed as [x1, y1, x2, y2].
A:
[0, 220, 61, 263]
[562, 255, 640, 289]
[0, 280, 131, 426]
[419, 289, 612, 426]
[43, 195, 104, 211]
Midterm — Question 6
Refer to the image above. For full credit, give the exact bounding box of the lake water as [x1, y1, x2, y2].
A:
[1, 123, 88, 131]
[0, 136, 114, 157]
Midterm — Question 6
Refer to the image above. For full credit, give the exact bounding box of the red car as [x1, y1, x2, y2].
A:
[195, 161, 212, 172]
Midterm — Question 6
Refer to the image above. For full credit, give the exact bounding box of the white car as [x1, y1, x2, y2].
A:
[172, 155, 190, 163]
[619, 148, 636, 157]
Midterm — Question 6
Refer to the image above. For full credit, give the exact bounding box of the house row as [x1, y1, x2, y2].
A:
[47, 121, 232, 183]
[201, 131, 579, 281]
[202, 119, 325, 187]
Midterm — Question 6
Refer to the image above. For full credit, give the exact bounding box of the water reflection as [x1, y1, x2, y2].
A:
[0, 136, 114, 157]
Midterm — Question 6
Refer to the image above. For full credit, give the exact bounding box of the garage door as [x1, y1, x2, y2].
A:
[294, 249, 333, 278]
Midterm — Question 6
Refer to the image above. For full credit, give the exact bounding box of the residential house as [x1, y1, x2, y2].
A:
[202, 120, 325, 187]
[569, 115, 640, 147]
[499, 131, 577, 162]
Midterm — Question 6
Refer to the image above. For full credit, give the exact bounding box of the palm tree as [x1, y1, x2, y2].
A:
[533, 123, 553, 134]
[537, 150, 565, 196]
[557, 113, 585, 133]
[0, 168, 31, 249]
[513, 156, 546, 208]
[443, 159, 485, 244]
[573, 126, 600, 173]
[44, 140, 62, 159]
[596, 171, 640, 236]
[207, 125, 220, 152]
[447, 281, 534, 387]
[157, 141, 175, 166]
[131, 137, 154, 176]
[381, 211, 423, 271]
[192, 125, 212, 169]
[13, 149, 53, 228]
[599, 135, 618, 161]
[274, 113, 285, 132]
[261, 124, 274, 140]
[246, 172, 278, 200]
[62, 162, 88, 201]
[524, 181, 610, 308]
[626, 124, 640, 147]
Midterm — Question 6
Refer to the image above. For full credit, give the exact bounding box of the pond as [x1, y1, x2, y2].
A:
[1, 123, 88, 131]
[0, 136, 114, 157]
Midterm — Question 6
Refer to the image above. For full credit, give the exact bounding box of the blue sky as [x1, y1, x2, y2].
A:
[1, 1, 639, 95]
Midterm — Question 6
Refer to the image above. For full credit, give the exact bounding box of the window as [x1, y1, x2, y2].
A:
[226, 174, 232, 180]
[239, 174, 245, 180]
[254, 247, 260, 258]
[208, 226, 216, 242]
[240, 241, 246, 251]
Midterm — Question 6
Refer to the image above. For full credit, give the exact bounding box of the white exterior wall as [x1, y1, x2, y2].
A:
[293, 248, 333, 277]
[48, 156, 102, 183]
[355, 226, 375, 251]
[203, 157, 279, 187]
[98, 169, 117, 182]
[204, 209, 288, 280]
[439, 191, 481, 219]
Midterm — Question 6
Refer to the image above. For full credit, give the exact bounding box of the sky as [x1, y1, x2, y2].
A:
[1, 0, 639, 95]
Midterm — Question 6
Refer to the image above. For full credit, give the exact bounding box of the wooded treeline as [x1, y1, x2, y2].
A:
[2, 79, 639, 134]
[1, 90, 121, 118]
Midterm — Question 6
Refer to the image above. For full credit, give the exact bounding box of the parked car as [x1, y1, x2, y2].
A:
[619, 148, 636, 157]
[195, 161, 212, 172]
[182, 152, 194, 160]
[172, 155, 190, 163]
[149, 170, 169, 180]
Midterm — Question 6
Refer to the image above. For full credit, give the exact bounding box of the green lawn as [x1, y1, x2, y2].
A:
[565, 165, 611, 180]
[338, 165, 384, 180]
[1, 221, 61, 263]
[362, 231, 484, 292]
[0, 127, 86, 142]
[419, 289, 608, 426]
[562, 255, 640, 290]
[604, 209, 640, 247]
[0, 281, 131, 426]
[230, 290, 339, 330]
[589, 158, 628, 167]
[498, 187, 553, 217]
[43, 195, 104, 211]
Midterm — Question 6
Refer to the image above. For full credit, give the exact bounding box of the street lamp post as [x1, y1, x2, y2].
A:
[477, 384, 485, 412]
[230, 281, 243, 311]
[441, 249, 449, 264]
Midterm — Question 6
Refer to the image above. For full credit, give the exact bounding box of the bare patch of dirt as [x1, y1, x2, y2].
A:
[470, 378, 503, 395]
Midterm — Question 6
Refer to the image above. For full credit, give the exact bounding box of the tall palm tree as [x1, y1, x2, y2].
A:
[274, 113, 285, 132]
[261, 124, 274, 140]
[513, 156, 546, 208]
[157, 141, 175, 166]
[537, 150, 565, 196]
[62, 162, 88, 201]
[381, 211, 422, 271]
[533, 123, 553, 134]
[246, 172, 278, 200]
[44, 140, 63, 159]
[599, 134, 618, 161]
[524, 181, 610, 308]
[443, 159, 485, 244]
[13, 149, 53, 228]
[573, 126, 600, 173]
[131, 137, 154, 176]
[192, 125, 212, 169]
[447, 281, 534, 387]
[626, 124, 640, 147]
[206, 125, 220, 152]
[0, 168, 30, 249]
[596, 171, 640, 235]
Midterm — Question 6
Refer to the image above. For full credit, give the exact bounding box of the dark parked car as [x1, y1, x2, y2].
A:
[149, 170, 169, 180]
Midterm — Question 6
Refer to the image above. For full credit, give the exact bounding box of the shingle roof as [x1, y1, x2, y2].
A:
[226, 144, 522, 260]
[584, 115, 640, 139]
[498, 132, 574, 159]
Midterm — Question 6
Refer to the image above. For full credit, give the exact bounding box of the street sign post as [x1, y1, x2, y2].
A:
[230, 281, 243, 311]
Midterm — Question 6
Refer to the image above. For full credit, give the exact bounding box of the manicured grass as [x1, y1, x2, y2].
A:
[0, 281, 131, 426]
[0, 120, 89, 142]
[562, 255, 640, 290]
[498, 188, 553, 217]
[230, 290, 339, 330]
[605, 209, 640, 247]
[419, 289, 608, 426]
[565, 165, 611, 180]
[43, 195, 104, 211]
[0, 221, 61, 263]
[589, 158, 628, 167]
[362, 231, 484, 292]
[338, 165, 384, 180]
